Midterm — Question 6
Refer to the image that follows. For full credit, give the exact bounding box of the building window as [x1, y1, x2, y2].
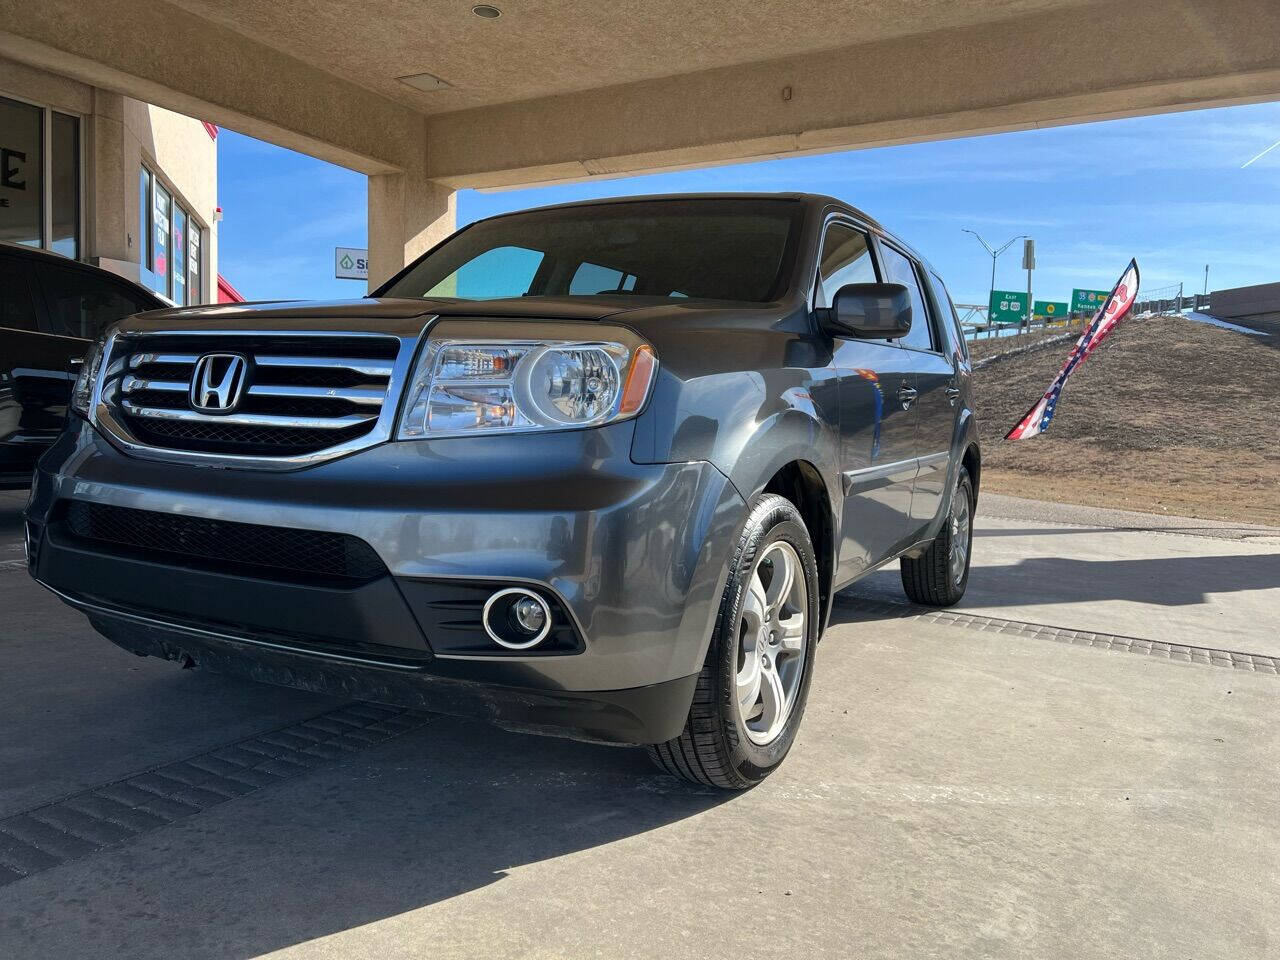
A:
[1, 94, 80, 257]
[171, 204, 187, 306]
[188, 221, 202, 305]
[50, 111, 79, 258]
[139, 164, 204, 305]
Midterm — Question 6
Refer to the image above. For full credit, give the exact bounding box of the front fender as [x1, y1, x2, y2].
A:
[633, 365, 842, 670]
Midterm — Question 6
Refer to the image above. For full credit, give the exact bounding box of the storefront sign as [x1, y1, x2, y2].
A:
[336, 247, 369, 281]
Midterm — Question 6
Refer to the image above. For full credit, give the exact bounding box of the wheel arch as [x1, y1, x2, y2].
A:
[761, 459, 836, 638]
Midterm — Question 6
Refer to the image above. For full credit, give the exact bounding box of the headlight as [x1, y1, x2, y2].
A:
[398, 335, 657, 439]
[70, 335, 108, 418]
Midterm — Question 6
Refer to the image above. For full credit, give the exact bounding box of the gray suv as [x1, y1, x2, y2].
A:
[26, 194, 979, 789]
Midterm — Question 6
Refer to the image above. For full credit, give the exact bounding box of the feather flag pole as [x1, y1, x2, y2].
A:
[1004, 259, 1140, 441]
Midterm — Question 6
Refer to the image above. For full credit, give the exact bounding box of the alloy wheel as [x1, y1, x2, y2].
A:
[734, 541, 808, 746]
[949, 487, 972, 587]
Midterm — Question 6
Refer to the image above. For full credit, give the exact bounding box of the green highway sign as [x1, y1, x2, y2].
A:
[1071, 288, 1110, 314]
[1034, 300, 1069, 320]
[988, 289, 1028, 325]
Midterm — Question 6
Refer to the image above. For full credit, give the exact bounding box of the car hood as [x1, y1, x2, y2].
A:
[115, 296, 669, 337]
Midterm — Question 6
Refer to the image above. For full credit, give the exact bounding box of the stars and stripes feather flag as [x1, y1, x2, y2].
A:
[1004, 259, 1140, 441]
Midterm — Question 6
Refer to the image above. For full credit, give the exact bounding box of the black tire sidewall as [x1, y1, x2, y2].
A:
[714, 499, 820, 782]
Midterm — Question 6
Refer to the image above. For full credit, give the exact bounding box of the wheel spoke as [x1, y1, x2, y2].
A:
[743, 569, 768, 629]
[778, 613, 805, 650]
[757, 660, 787, 739]
[736, 654, 762, 718]
[764, 546, 794, 618]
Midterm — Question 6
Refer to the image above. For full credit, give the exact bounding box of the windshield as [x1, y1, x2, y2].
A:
[379, 198, 802, 304]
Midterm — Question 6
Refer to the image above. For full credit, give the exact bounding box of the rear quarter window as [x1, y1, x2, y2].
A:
[928, 270, 969, 361]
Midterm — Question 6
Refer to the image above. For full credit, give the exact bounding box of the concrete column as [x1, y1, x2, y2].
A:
[367, 169, 455, 291]
[85, 88, 133, 267]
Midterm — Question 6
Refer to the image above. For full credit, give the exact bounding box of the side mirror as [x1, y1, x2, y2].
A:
[822, 283, 912, 339]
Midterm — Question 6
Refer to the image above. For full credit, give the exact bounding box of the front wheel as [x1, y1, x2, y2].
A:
[647, 494, 820, 790]
[900, 465, 974, 606]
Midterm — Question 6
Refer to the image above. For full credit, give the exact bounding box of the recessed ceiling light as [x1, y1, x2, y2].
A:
[472, 4, 501, 19]
[397, 72, 451, 93]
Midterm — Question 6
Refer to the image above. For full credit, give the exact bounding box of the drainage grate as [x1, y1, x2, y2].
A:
[0, 703, 430, 888]
[834, 596, 1280, 675]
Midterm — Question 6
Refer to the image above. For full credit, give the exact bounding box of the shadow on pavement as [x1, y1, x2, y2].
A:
[843, 551, 1280, 610]
[0, 571, 730, 958]
[0, 491, 27, 558]
[0, 677, 730, 958]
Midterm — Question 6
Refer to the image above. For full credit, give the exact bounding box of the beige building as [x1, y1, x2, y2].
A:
[1, 57, 218, 305]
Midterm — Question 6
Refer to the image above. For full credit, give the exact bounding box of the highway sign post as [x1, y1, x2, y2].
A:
[989, 289, 1028, 325]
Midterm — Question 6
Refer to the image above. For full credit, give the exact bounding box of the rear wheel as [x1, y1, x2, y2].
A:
[647, 494, 819, 790]
[900, 465, 974, 607]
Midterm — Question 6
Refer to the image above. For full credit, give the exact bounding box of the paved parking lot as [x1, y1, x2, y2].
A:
[1, 488, 1277, 959]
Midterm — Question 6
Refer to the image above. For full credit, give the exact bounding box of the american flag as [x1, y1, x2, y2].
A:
[1004, 259, 1140, 441]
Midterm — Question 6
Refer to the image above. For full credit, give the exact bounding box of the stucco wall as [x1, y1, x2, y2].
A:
[122, 98, 218, 302]
[1, 55, 218, 303]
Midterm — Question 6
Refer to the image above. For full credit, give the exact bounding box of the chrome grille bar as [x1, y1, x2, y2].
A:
[119, 377, 385, 406]
[253, 355, 395, 377]
[121, 401, 377, 430]
[129, 353, 198, 368]
[245, 384, 385, 405]
[122, 376, 187, 394]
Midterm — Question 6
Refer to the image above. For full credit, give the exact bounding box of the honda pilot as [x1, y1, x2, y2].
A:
[26, 194, 980, 788]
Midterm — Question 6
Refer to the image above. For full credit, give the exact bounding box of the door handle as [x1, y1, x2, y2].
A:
[897, 383, 918, 409]
[945, 385, 961, 406]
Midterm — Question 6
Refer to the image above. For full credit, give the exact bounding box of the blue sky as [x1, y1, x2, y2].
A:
[216, 100, 1280, 306]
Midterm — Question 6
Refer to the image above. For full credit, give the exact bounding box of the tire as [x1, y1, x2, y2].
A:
[900, 465, 974, 607]
[648, 493, 820, 790]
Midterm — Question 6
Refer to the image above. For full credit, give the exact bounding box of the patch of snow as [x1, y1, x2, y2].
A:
[1186, 312, 1267, 335]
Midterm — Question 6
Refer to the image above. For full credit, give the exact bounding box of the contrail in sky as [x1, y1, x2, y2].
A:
[1241, 138, 1280, 168]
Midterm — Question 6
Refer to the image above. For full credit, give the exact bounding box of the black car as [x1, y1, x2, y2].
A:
[1, 242, 164, 488]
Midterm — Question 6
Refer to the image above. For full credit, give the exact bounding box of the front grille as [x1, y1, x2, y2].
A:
[104, 333, 403, 457]
[63, 501, 387, 582]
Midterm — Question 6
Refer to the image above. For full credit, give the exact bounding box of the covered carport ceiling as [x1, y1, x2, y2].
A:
[162, 0, 1098, 115]
[4, 0, 1279, 189]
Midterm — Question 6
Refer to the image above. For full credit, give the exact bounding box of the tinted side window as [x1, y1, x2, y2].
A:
[929, 271, 969, 360]
[0, 258, 41, 332]
[815, 224, 877, 308]
[36, 263, 154, 339]
[878, 245, 936, 352]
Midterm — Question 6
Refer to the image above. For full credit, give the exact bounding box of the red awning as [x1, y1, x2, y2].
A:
[217, 274, 245, 303]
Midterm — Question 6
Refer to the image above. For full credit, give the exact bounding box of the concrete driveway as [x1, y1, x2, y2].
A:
[1, 488, 1277, 959]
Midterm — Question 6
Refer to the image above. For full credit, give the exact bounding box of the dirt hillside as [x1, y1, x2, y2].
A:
[973, 314, 1280, 525]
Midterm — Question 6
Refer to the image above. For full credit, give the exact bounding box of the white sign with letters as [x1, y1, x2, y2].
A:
[335, 247, 369, 281]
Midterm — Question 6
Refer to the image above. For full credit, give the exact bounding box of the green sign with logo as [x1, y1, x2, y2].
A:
[988, 289, 1028, 325]
[1034, 300, 1069, 320]
[1071, 288, 1110, 314]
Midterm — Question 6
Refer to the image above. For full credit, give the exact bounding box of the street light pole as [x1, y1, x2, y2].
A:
[962, 229, 1027, 326]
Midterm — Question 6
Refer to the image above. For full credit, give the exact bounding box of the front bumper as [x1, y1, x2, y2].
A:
[27, 418, 746, 743]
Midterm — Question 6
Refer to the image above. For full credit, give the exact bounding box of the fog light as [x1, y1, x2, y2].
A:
[482, 587, 553, 650]
[512, 596, 547, 634]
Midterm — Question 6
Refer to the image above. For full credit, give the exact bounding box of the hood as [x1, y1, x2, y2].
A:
[116, 295, 677, 337]
[116, 294, 775, 338]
